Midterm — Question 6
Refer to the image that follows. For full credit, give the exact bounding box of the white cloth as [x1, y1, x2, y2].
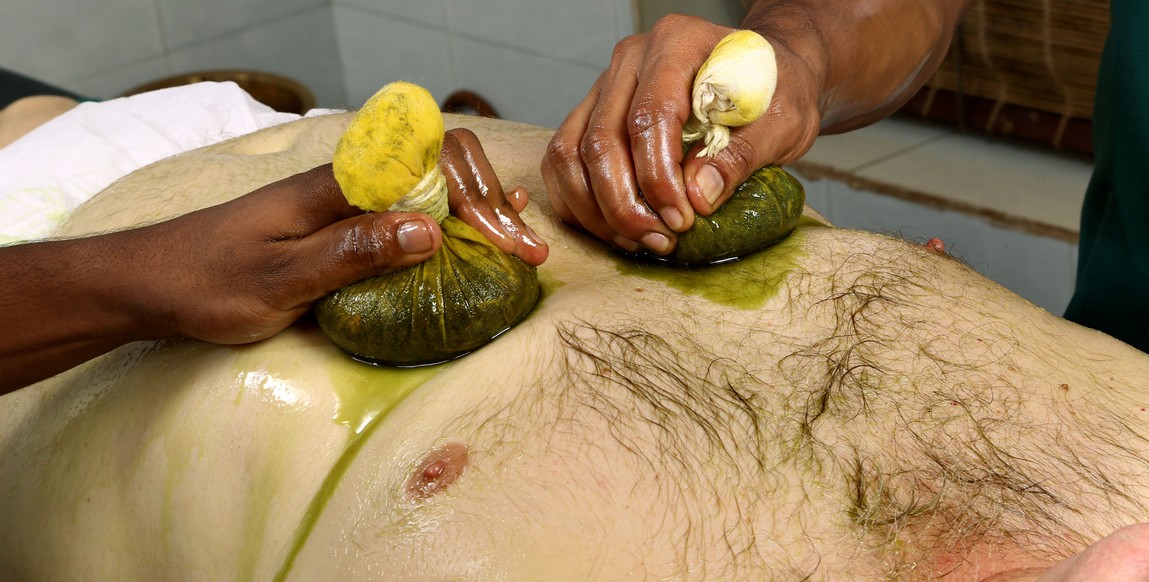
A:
[0, 82, 336, 243]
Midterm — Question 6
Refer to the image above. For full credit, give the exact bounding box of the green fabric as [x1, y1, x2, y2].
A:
[1064, 0, 1149, 352]
[0, 68, 92, 108]
[668, 165, 805, 266]
[315, 217, 539, 366]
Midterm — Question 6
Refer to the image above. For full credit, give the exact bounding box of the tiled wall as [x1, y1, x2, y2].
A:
[794, 117, 1092, 315]
[798, 173, 1079, 315]
[1, 0, 347, 108]
[331, 0, 635, 127]
[1, 0, 636, 127]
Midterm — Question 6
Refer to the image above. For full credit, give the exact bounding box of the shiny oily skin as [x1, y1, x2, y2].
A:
[273, 360, 448, 581]
[618, 221, 817, 310]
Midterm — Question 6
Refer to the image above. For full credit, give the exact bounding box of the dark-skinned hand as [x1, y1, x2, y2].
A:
[0, 127, 548, 393]
[540, 14, 821, 256]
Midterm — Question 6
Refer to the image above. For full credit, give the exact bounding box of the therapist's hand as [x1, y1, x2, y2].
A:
[121, 163, 445, 345]
[137, 129, 548, 345]
[540, 14, 822, 255]
[0, 130, 547, 393]
[443, 128, 549, 266]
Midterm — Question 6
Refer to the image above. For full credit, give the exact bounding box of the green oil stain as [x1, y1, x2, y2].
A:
[272, 357, 446, 582]
[617, 223, 817, 310]
[537, 267, 566, 296]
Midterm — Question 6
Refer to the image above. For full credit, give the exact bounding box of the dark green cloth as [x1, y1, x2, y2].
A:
[0, 68, 90, 109]
[1064, 0, 1149, 352]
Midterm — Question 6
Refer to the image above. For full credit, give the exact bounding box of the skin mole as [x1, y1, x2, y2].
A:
[405, 441, 470, 502]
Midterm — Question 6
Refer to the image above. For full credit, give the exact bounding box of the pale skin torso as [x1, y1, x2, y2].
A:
[2, 113, 1149, 581]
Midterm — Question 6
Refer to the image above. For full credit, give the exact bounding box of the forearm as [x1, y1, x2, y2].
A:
[743, 0, 970, 133]
[0, 231, 168, 394]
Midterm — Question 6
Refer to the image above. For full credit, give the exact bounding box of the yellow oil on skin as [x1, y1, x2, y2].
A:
[617, 221, 819, 310]
[273, 352, 447, 582]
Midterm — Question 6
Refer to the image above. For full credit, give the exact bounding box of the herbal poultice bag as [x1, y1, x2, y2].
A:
[316, 82, 539, 366]
[666, 29, 806, 266]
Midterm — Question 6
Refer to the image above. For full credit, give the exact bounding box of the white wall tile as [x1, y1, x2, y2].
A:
[157, 0, 327, 49]
[331, 0, 449, 30]
[71, 57, 172, 101]
[801, 118, 950, 173]
[827, 181, 1077, 314]
[167, 8, 347, 108]
[450, 36, 602, 128]
[977, 226, 1076, 315]
[0, 0, 163, 88]
[613, 0, 639, 37]
[446, 0, 623, 68]
[334, 6, 455, 108]
[791, 171, 830, 220]
[855, 128, 1092, 232]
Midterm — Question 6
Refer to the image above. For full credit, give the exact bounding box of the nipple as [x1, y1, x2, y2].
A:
[924, 237, 946, 254]
[405, 442, 469, 502]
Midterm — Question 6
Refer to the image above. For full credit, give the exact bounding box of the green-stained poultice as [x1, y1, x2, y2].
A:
[639, 165, 806, 267]
[316, 217, 540, 366]
[618, 224, 813, 310]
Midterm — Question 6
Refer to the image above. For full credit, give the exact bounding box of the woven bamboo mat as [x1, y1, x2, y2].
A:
[903, 0, 1108, 155]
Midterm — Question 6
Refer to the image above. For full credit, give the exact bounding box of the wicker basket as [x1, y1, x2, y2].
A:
[900, 0, 1108, 155]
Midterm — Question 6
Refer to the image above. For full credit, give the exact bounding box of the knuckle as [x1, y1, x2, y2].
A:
[544, 134, 583, 169]
[347, 219, 391, 272]
[610, 34, 646, 64]
[719, 131, 763, 177]
[578, 128, 618, 167]
[626, 99, 676, 143]
[650, 13, 703, 37]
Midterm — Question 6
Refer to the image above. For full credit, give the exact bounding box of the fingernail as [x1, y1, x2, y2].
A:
[641, 232, 672, 255]
[696, 165, 724, 207]
[524, 223, 544, 246]
[660, 206, 685, 231]
[397, 219, 433, 254]
[612, 235, 641, 252]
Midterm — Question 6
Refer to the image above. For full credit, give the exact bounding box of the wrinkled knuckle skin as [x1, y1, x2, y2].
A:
[544, 135, 584, 173]
[650, 13, 703, 37]
[578, 129, 617, 168]
[611, 34, 646, 65]
[627, 100, 673, 143]
[722, 132, 762, 178]
[348, 220, 392, 273]
[602, 203, 648, 234]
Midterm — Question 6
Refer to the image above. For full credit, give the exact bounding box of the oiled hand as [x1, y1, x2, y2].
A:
[540, 14, 821, 255]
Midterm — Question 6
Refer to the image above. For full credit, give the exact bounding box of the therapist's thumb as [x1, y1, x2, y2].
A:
[681, 132, 765, 217]
[303, 212, 442, 296]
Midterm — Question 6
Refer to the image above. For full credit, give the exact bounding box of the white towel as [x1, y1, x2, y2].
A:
[0, 82, 334, 244]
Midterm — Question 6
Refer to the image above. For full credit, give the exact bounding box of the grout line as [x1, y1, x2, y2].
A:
[847, 129, 955, 173]
[337, 3, 609, 71]
[790, 159, 1080, 242]
[153, 0, 169, 53]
